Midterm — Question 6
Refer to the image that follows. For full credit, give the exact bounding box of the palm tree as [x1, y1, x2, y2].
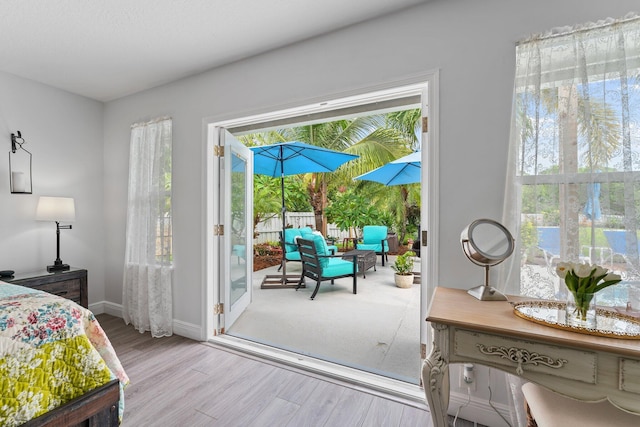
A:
[282, 116, 411, 234]
[523, 87, 621, 261]
[385, 109, 421, 151]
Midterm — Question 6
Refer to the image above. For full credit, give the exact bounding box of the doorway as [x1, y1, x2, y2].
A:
[205, 76, 439, 395]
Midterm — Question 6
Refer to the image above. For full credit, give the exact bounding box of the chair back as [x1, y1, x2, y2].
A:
[283, 227, 313, 253]
[537, 227, 560, 256]
[298, 238, 323, 281]
[604, 229, 640, 255]
[362, 226, 388, 244]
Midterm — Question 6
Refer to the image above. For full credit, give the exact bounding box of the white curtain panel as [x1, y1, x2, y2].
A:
[500, 13, 640, 425]
[501, 12, 640, 299]
[123, 117, 173, 338]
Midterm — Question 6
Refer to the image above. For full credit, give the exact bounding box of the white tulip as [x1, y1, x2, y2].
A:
[604, 273, 622, 282]
[573, 263, 593, 278]
[556, 262, 573, 279]
[591, 264, 607, 277]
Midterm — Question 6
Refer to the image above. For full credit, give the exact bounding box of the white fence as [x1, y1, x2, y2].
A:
[255, 212, 352, 244]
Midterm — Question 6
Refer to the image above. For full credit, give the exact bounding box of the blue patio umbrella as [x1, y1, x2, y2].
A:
[250, 141, 358, 287]
[353, 151, 421, 186]
[584, 182, 601, 221]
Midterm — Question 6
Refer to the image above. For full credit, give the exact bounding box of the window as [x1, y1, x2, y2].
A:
[503, 15, 640, 303]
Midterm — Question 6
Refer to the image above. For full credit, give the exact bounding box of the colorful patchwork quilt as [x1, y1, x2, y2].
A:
[0, 282, 129, 426]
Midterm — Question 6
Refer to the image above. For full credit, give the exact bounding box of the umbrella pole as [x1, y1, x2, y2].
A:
[260, 150, 303, 289]
[281, 173, 287, 278]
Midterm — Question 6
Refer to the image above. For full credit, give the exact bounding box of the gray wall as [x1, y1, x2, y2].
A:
[104, 0, 639, 325]
[1, 0, 637, 422]
[0, 70, 106, 303]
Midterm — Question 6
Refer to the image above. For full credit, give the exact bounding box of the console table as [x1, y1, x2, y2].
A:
[4, 267, 88, 308]
[422, 287, 640, 427]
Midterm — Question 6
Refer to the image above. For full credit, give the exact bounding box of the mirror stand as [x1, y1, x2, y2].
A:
[467, 265, 508, 300]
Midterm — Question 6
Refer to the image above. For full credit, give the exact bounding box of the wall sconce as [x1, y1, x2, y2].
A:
[9, 131, 33, 194]
[36, 196, 76, 272]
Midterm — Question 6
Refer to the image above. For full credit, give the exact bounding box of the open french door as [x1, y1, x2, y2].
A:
[213, 127, 253, 332]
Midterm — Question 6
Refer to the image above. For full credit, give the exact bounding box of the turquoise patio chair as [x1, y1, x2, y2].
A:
[537, 226, 560, 270]
[296, 236, 358, 300]
[604, 229, 640, 275]
[356, 225, 389, 266]
[278, 227, 337, 271]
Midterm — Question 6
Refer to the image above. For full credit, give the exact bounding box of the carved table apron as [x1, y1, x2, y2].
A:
[422, 287, 640, 427]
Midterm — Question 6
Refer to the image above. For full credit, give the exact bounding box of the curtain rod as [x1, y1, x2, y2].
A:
[131, 116, 172, 129]
[516, 11, 640, 46]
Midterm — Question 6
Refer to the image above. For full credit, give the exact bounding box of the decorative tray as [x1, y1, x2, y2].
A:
[511, 300, 640, 339]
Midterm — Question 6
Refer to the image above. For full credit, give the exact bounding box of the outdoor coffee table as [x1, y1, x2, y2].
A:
[342, 249, 377, 278]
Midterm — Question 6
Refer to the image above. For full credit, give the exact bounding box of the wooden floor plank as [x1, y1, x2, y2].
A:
[97, 314, 434, 427]
[285, 381, 346, 427]
[322, 386, 373, 426]
[401, 404, 435, 427]
[362, 394, 404, 427]
[247, 397, 300, 427]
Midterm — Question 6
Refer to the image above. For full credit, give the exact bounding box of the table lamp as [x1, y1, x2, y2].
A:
[36, 196, 76, 272]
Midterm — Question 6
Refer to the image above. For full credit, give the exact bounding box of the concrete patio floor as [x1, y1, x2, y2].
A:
[226, 254, 423, 384]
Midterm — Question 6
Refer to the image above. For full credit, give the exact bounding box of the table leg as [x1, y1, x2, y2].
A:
[422, 326, 450, 427]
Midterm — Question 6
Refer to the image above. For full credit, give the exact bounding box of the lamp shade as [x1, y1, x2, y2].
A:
[36, 197, 76, 222]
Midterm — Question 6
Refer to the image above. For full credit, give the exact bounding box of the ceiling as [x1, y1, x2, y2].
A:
[0, 0, 427, 102]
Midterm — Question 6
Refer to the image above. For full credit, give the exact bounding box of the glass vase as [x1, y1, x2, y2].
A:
[565, 291, 597, 329]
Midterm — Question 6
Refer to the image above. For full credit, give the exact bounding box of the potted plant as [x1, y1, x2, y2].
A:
[391, 250, 415, 288]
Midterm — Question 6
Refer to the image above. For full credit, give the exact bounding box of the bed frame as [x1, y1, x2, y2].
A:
[21, 379, 120, 427]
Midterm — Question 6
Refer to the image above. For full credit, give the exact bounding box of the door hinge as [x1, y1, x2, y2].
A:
[421, 230, 427, 246]
[214, 303, 224, 315]
[421, 343, 427, 359]
[214, 145, 224, 157]
[422, 117, 428, 133]
[213, 224, 224, 236]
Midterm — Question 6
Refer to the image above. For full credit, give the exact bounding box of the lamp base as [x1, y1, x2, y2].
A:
[47, 263, 70, 273]
[467, 285, 508, 301]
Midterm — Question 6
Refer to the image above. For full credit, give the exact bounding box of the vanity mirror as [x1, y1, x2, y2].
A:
[460, 218, 514, 301]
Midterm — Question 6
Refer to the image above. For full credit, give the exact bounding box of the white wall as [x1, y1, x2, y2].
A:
[0, 70, 106, 304]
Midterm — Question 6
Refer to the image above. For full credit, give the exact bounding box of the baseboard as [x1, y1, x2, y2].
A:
[88, 301, 123, 317]
[100, 301, 124, 318]
[172, 319, 202, 340]
[449, 390, 512, 427]
[94, 300, 202, 340]
[88, 301, 105, 314]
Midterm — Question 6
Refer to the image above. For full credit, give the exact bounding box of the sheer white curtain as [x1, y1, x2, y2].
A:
[501, 13, 640, 425]
[123, 117, 173, 337]
[502, 12, 640, 298]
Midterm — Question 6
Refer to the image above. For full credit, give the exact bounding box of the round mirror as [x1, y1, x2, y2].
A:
[460, 219, 514, 301]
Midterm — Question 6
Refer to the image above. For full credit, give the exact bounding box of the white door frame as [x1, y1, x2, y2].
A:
[203, 71, 439, 394]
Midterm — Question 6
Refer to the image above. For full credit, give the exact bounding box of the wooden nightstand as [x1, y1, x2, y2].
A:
[5, 267, 88, 308]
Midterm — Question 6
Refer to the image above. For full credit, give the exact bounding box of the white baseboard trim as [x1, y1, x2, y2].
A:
[449, 390, 512, 427]
[88, 301, 105, 314]
[94, 300, 201, 340]
[172, 319, 202, 340]
[100, 301, 124, 318]
[89, 301, 123, 317]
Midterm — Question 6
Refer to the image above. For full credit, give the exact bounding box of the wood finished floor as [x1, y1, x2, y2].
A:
[98, 314, 476, 427]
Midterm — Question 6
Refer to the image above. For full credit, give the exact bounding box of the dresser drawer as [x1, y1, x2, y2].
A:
[32, 279, 81, 304]
[6, 268, 88, 308]
[454, 329, 597, 383]
[620, 358, 640, 394]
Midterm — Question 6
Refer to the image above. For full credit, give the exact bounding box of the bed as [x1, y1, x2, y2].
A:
[0, 281, 129, 426]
